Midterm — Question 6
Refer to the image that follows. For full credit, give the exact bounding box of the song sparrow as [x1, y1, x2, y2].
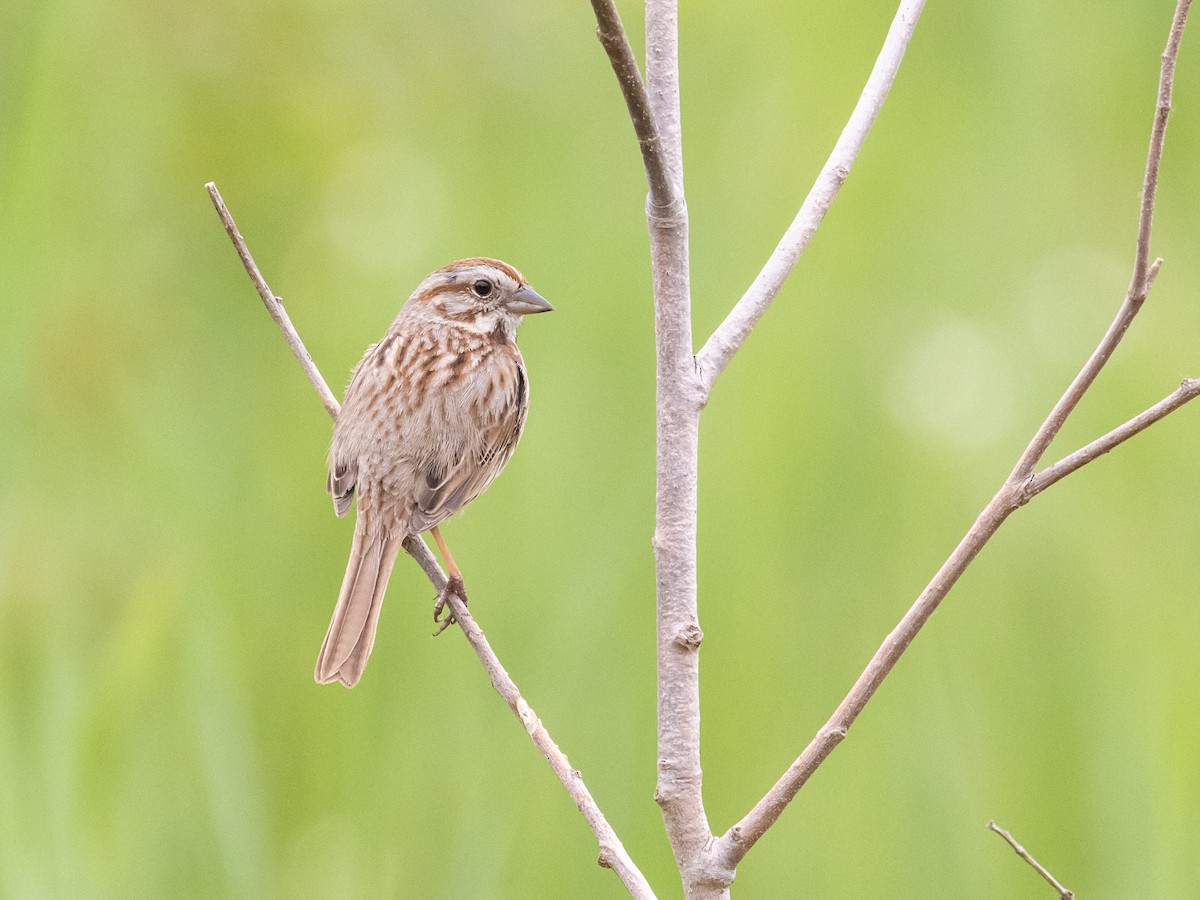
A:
[315, 258, 553, 687]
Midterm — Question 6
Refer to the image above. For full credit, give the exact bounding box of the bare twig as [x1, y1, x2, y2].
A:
[588, 0, 678, 214]
[711, 0, 1194, 872]
[404, 540, 658, 899]
[712, 487, 1017, 870]
[1028, 378, 1200, 498]
[694, 0, 927, 398]
[711, 379, 1200, 873]
[207, 182, 655, 899]
[987, 821, 1075, 899]
[1132, 2, 1191, 293]
[1010, 0, 1192, 480]
[206, 182, 341, 420]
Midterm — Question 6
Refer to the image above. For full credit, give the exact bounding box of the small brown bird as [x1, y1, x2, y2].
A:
[316, 258, 552, 687]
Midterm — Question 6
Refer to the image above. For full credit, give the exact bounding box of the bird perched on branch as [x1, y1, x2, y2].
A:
[316, 258, 553, 687]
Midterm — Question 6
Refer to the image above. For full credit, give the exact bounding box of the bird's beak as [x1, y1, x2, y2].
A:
[505, 285, 554, 315]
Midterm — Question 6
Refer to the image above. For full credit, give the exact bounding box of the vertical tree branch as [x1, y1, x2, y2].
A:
[639, 1, 720, 896]
[592, 0, 714, 891]
[644, 0, 685, 198]
[207, 183, 655, 899]
[591, 0, 715, 891]
[1131, 2, 1190, 293]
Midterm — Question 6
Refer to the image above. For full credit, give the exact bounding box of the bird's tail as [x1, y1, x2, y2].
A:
[315, 528, 404, 687]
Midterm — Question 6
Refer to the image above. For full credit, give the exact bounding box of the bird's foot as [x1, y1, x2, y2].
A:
[432, 575, 468, 636]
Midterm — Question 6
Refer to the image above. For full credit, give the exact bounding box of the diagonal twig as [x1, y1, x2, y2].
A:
[205, 181, 656, 900]
[407, 539, 656, 897]
[988, 821, 1075, 900]
[1027, 378, 1200, 498]
[588, 0, 679, 214]
[694, 0, 926, 398]
[1008, 0, 1191, 481]
[207, 183, 340, 420]
[710, 0, 1195, 873]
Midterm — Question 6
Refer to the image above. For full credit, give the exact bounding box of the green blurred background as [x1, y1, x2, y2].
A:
[2, 0, 1198, 896]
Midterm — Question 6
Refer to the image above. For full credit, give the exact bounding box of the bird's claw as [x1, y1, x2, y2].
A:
[432, 576, 467, 636]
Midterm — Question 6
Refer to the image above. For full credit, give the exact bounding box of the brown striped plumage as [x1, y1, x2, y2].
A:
[316, 258, 552, 687]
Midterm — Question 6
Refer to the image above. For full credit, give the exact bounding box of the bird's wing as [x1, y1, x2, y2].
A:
[326, 338, 392, 517]
[409, 410, 524, 533]
[409, 354, 529, 532]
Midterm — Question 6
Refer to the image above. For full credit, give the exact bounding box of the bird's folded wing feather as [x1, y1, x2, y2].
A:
[327, 461, 357, 517]
[410, 414, 522, 533]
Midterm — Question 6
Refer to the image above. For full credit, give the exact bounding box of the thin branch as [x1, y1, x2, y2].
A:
[694, 0, 926, 398]
[711, 1, 1193, 872]
[1131, 0, 1191, 294]
[207, 182, 655, 899]
[206, 182, 341, 421]
[588, 0, 679, 214]
[712, 488, 1018, 871]
[987, 821, 1075, 900]
[406, 541, 658, 899]
[1010, 0, 1191, 480]
[1028, 378, 1200, 498]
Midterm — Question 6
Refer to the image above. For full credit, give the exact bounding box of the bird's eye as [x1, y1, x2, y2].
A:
[471, 279, 494, 298]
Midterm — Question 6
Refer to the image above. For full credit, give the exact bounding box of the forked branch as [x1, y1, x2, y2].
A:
[206, 182, 655, 900]
[1028, 377, 1200, 497]
[1010, 0, 1190, 480]
[711, 0, 1195, 872]
[591, 1, 929, 893]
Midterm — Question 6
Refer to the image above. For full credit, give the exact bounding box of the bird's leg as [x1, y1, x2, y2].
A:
[431, 525, 468, 633]
[431, 525, 463, 584]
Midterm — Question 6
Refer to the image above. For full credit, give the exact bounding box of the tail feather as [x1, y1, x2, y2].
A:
[315, 529, 403, 687]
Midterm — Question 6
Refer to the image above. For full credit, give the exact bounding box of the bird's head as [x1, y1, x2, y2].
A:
[407, 257, 553, 341]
